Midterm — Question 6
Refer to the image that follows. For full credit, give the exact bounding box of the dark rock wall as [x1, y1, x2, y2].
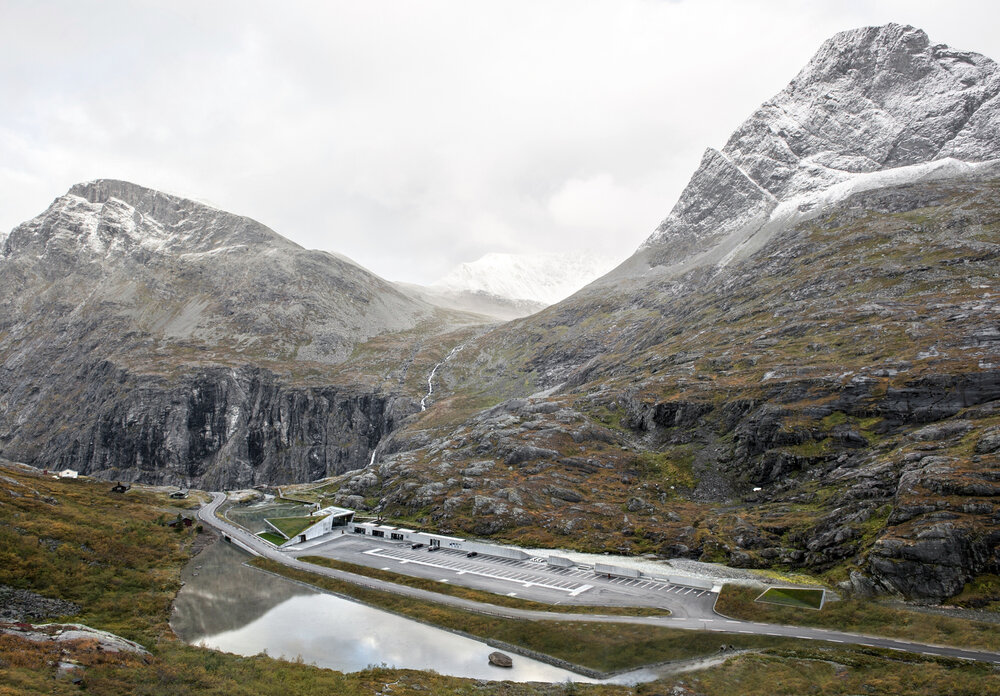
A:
[0, 360, 416, 488]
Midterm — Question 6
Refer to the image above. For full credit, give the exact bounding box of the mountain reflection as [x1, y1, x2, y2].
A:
[171, 540, 313, 641]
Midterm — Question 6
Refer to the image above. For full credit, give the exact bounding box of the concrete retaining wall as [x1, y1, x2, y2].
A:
[666, 575, 715, 590]
[546, 555, 575, 568]
[461, 540, 529, 560]
[594, 563, 642, 578]
[223, 534, 261, 557]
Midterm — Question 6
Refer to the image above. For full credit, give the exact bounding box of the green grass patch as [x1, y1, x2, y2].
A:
[300, 555, 669, 616]
[683, 649, 1000, 696]
[634, 447, 698, 489]
[947, 574, 1000, 612]
[257, 531, 287, 546]
[0, 469, 195, 646]
[821, 411, 848, 428]
[784, 438, 833, 458]
[252, 558, 801, 673]
[757, 587, 825, 610]
[265, 515, 325, 539]
[717, 585, 1000, 652]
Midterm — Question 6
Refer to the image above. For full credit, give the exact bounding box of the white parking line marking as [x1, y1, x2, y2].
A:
[362, 548, 590, 595]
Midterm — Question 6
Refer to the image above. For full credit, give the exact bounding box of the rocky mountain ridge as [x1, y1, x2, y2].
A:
[2, 179, 433, 363]
[0, 179, 487, 486]
[607, 23, 1000, 283]
[336, 170, 1000, 603]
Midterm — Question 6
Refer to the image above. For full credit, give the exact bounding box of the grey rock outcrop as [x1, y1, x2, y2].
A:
[2, 363, 414, 488]
[1, 622, 150, 656]
[866, 522, 999, 601]
[0, 585, 80, 622]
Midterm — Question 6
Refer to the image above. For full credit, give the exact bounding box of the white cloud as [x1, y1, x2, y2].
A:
[1, 0, 999, 283]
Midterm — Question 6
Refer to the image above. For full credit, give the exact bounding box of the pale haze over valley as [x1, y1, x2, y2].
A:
[3, 0, 1000, 286]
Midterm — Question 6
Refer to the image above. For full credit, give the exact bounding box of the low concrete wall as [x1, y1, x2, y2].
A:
[546, 555, 575, 568]
[594, 563, 642, 578]
[223, 534, 261, 557]
[666, 575, 715, 591]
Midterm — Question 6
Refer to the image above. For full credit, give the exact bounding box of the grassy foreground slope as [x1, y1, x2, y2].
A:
[0, 464, 624, 696]
[1, 464, 998, 695]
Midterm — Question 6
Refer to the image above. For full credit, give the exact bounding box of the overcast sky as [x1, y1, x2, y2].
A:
[2, 1, 999, 284]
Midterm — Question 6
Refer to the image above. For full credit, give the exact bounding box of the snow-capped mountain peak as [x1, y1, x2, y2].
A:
[432, 251, 617, 306]
[608, 23, 1000, 283]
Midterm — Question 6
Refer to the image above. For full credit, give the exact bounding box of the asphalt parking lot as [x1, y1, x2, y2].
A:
[293, 534, 717, 617]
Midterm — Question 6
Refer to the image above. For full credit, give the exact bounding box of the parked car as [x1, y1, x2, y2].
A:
[427, 546, 441, 552]
[466, 551, 478, 558]
[411, 543, 423, 549]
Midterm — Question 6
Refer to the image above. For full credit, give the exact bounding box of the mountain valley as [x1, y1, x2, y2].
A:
[1, 23, 998, 611]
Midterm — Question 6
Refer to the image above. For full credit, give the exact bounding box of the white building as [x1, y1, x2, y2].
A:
[347, 521, 531, 560]
[265, 506, 355, 547]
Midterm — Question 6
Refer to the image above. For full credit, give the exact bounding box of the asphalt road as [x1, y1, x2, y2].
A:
[198, 493, 1000, 666]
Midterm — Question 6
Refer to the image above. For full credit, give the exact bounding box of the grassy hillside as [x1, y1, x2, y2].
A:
[2, 463, 998, 695]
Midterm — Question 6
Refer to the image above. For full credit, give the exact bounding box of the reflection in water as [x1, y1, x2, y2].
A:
[171, 540, 314, 641]
[172, 541, 726, 684]
[172, 541, 595, 683]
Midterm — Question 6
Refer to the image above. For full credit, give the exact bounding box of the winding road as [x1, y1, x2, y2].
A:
[198, 493, 1000, 667]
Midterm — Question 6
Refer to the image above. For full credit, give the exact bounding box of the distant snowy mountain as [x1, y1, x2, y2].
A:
[431, 252, 617, 306]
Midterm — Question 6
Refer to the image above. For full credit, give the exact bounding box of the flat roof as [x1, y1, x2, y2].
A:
[317, 505, 355, 517]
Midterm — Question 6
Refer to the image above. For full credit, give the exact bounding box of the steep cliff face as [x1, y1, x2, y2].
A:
[1, 360, 414, 488]
[0, 180, 476, 486]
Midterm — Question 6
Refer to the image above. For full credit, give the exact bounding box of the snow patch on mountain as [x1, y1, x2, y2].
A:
[432, 251, 618, 306]
[615, 23, 1000, 283]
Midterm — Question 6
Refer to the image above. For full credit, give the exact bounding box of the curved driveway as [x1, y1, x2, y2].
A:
[198, 493, 1000, 666]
